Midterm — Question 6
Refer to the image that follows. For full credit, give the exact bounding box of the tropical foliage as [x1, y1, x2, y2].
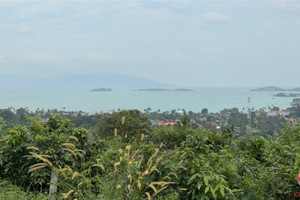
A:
[0, 111, 299, 199]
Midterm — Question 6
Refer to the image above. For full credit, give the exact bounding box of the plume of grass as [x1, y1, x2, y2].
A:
[65, 165, 73, 174]
[167, 172, 179, 179]
[62, 143, 75, 149]
[92, 164, 105, 171]
[26, 146, 40, 151]
[180, 152, 186, 158]
[137, 179, 142, 189]
[62, 148, 77, 157]
[150, 166, 159, 174]
[121, 116, 126, 124]
[28, 165, 46, 172]
[114, 162, 120, 173]
[114, 128, 118, 136]
[72, 171, 78, 179]
[59, 168, 67, 180]
[156, 154, 164, 164]
[29, 152, 53, 167]
[148, 184, 157, 193]
[145, 192, 151, 200]
[163, 176, 171, 180]
[30, 163, 47, 168]
[74, 149, 86, 155]
[154, 186, 167, 197]
[69, 136, 79, 142]
[62, 189, 74, 199]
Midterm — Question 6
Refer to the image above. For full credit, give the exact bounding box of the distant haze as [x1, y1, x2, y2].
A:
[0, 0, 300, 87]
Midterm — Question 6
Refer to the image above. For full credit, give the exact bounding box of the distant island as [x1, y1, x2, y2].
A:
[273, 92, 300, 97]
[250, 86, 285, 91]
[289, 87, 300, 91]
[251, 86, 300, 92]
[136, 88, 194, 92]
[91, 88, 112, 92]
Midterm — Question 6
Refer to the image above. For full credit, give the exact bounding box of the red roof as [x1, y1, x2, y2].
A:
[164, 122, 176, 126]
[207, 121, 219, 126]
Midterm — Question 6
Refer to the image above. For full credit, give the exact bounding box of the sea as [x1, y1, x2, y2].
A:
[0, 88, 294, 113]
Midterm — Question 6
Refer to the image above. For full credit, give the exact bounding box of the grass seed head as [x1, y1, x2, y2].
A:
[69, 136, 79, 142]
[26, 146, 39, 151]
[121, 116, 126, 124]
[114, 128, 118, 136]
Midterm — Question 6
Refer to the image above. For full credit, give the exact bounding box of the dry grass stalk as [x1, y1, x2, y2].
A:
[72, 171, 78, 179]
[92, 164, 105, 171]
[30, 163, 47, 168]
[28, 165, 46, 172]
[62, 148, 76, 157]
[62, 143, 75, 149]
[69, 136, 79, 142]
[145, 192, 151, 200]
[74, 149, 86, 155]
[29, 152, 53, 167]
[62, 189, 74, 199]
[121, 116, 126, 124]
[26, 146, 40, 151]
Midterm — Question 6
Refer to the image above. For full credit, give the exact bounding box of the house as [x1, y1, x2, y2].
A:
[197, 123, 203, 128]
[267, 110, 280, 117]
[157, 121, 164, 126]
[200, 117, 207, 122]
[164, 122, 176, 126]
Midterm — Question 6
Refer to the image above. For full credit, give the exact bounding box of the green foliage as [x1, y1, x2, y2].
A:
[0, 111, 299, 199]
[96, 110, 153, 140]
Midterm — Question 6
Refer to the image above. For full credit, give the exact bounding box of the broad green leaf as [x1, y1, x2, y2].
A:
[205, 186, 209, 194]
[204, 176, 209, 186]
[220, 185, 225, 197]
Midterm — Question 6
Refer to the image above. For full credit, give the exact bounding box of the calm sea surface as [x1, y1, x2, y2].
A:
[0, 88, 294, 113]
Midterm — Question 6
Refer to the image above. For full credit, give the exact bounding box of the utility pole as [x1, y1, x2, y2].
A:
[246, 97, 252, 134]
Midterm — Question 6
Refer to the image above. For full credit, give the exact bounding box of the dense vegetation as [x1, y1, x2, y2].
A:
[0, 109, 300, 199]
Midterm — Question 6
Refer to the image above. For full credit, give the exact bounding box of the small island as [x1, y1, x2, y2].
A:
[173, 88, 194, 91]
[289, 87, 300, 91]
[273, 92, 300, 97]
[135, 88, 194, 92]
[250, 86, 285, 91]
[91, 88, 112, 92]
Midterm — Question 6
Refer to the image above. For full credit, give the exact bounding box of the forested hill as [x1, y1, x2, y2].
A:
[0, 73, 174, 89]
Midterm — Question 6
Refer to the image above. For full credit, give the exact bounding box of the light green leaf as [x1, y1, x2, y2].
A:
[205, 186, 209, 194]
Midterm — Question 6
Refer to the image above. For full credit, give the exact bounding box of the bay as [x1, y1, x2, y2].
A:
[0, 88, 294, 113]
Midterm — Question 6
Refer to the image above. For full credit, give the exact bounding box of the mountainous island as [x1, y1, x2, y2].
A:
[0, 73, 174, 89]
[251, 86, 300, 92]
[91, 88, 112, 92]
[273, 92, 300, 97]
[136, 88, 194, 91]
[250, 86, 285, 91]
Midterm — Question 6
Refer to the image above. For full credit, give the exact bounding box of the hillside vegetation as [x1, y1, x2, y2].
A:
[0, 111, 299, 200]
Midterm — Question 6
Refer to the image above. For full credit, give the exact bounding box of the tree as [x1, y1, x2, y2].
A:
[201, 108, 208, 115]
[96, 110, 152, 140]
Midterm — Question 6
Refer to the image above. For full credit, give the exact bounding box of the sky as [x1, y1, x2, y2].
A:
[0, 0, 300, 87]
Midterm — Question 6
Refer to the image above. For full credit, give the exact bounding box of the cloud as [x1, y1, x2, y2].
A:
[80, 53, 118, 61]
[0, 55, 4, 59]
[267, 0, 300, 12]
[203, 12, 230, 24]
[13, 22, 33, 35]
[21, 53, 61, 62]
[166, 51, 187, 60]
[131, 8, 181, 23]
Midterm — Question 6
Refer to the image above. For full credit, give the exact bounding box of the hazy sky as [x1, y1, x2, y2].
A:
[0, 0, 300, 87]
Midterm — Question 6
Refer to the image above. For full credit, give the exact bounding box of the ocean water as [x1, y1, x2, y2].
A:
[0, 88, 294, 113]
